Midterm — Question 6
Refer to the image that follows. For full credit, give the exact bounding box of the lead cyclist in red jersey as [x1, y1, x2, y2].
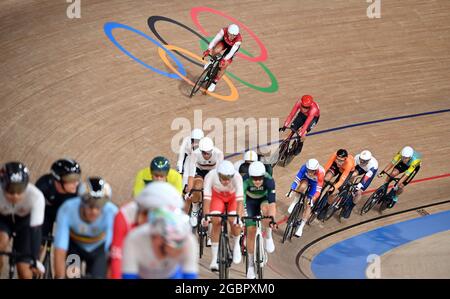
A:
[279, 95, 320, 156]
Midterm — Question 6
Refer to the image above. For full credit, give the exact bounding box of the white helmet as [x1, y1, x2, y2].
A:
[228, 24, 239, 35]
[191, 128, 204, 140]
[148, 207, 190, 248]
[244, 150, 258, 162]
[249, 161, 266, 177]
[217, 160, 236, 177]
[359, 150, 372, 161]
[305, 158, 319, 171]
[135, 181, 184, 210]
[199, 137, 214, 152]
[401, 146, 414, 158]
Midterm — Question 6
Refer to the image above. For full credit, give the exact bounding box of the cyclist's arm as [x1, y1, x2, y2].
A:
[168, 169, 183, 194]
[109, 211, 129, 279]
[299, 111, 315, 138]
[405, 159, 421, 176]
[177, 137, 189, 173]
[313, 171, 325, 201]
[132, 169, 145, 198]
[187, 153, 198, 192]
[29, 188, 45, 262]
[334, 159, 355, 191]
[283, 100, 301, 128]
[180, 234, 199, 279]
[54, 203, 71, 278]
[207, 29, 224, 50]
[291, 165, 306, 190]
[105, 203, 119, 251]
[216, 149, 224, 166]
[383, 152, 401, 173]
[324, 153, 336, 174]
[121, 233, 139, 279]
[224, 42, 241, 61]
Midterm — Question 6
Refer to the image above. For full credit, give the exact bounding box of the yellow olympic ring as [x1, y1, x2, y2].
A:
[158, 45, 239, 102]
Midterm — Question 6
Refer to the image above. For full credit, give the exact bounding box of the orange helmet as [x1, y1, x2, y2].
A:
[301, 95, 313, 107]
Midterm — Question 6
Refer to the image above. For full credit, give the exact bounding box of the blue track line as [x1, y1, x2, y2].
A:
[224, 108, 450, 159]
[311, 209, 450, 278]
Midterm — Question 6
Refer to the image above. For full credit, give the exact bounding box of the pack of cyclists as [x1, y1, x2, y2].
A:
[0, 23, 424, 278]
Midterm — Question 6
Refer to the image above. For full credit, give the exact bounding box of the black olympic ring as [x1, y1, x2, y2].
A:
[147, 15, 210, 68]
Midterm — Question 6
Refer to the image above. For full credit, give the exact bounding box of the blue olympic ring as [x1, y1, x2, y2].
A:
[103, 22, 186, 79]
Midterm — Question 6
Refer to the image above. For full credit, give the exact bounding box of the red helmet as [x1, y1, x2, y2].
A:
[301, 95, 313, 107]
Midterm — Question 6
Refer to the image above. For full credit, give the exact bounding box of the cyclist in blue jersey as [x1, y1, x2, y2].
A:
[286, 159, 324, 237]
[53, 177, 118, 278]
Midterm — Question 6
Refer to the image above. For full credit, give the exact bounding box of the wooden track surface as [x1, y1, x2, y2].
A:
[1, 0, 449, 278]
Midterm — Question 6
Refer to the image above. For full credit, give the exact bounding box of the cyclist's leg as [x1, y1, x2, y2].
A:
[85, 244, 107, 278]
[260, 200, 275, 255]
[290, 114, 307, 155]
[208, 190, 225, 270]
[288, 180, 307, 213]
[0, 215, 13, 273]
[189, 176, 204, 226]
[245, 198, 259, 277]
[396, 165, 420, 197]
[14, 215, 35, 279]
[226, 195, 242, 264]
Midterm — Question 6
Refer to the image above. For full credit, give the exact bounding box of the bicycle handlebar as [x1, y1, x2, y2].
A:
[380, 171, 401, 182]
[0, 251, 44, 273]
[204, 213, 240, 223]
[241, 215, 277, 227]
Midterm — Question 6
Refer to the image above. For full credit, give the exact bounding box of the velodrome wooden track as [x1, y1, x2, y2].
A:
[1, 0, 449, 278]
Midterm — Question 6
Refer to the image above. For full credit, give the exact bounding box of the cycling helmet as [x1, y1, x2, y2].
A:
[150, 156, 170, 175]
[190, 128, 204, 140]
[401, 146, 414, 158]
[135, 181, 184, 211]
[244, 150, 258, 162]
[359, 150, 372, 161]
[248, 161, 266, 177]
[305, 158, 319, 171]
[301, 95, 313, 108]
[51, 158, 81, 182]
[336, 149, 348, 158]
[148, 207, 190, 248]
[81, 176, 111, 207]
[0, 162, 30, 194]
[217, 160, 236, 179]
[228, 24, 239, 35]
[199, 137, 214, 152]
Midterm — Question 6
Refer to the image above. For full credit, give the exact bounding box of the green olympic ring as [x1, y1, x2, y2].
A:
[199, 39, 278, 93]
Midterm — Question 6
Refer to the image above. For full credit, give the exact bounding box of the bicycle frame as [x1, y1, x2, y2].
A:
[204, 211, 239, 279]
[189, 54, 223, 98]
[242, 215, 275, 279]
[274, 127, 302, 168]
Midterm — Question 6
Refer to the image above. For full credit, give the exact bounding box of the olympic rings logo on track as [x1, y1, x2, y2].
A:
[103, 6, 278, 102]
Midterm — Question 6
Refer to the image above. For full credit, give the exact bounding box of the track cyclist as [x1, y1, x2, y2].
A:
[377, 146, 421, 208]
[53, 177, 118, 278]
[121, 207, 197, 279]
[176, 129, 204, 191]
[286, 158, 324, 237]
[202, 24, 242, 93]
[243, 161, 277, 279]
[279, 95, 320, 156]
[133, 156, 182, 197]
[201, 160, 244, 271]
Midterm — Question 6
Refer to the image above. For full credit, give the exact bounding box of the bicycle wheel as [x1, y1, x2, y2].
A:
[43, 251, 53, 279]
[189, 66, 211, 98]
[282, 201, 300, 243]
[198, 226, 205, 259]
[361, 186, 386, 214]
[324, 203, 337, 221]
[255, 235, 263, 279]
[379, 197, 390, 213]
[277, 140, 290, 167]
[218, 233, 228, 279]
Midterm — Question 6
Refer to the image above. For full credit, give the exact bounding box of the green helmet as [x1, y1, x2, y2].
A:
[150, 156, 170, 174]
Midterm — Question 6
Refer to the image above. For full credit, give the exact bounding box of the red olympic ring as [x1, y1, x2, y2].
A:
[190, 6, 268, 63]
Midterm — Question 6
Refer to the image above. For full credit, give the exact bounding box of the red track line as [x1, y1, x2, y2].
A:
[275, 173, 450, 226]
